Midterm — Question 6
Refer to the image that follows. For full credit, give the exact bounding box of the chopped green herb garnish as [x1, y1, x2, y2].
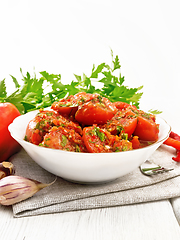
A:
[121, 133, 128, 140]
[45, 112, 54, 116]
[94, 127, 106, 142]
[61, 135, 67, 147]
[45, 137, 51, 141]
[75, 145, 81, 152]
[116, 125, 123, 134]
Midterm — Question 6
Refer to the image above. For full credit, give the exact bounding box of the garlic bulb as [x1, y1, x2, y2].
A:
[0, 162, 15, 180]
[0, 175, 56, 205]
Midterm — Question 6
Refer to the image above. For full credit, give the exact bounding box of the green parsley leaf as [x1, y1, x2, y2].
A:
[148, 109, 163, 115]
[61, 135, 67, 147]
[90, 63, 106, 78]
[10, 75, 20, 88]
[94, 127, 106, 142]
[0, 50, 146, 113]
[0, 79, 7, 99]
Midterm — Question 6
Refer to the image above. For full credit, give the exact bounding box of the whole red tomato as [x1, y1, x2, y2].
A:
[0, 102, 21, 162]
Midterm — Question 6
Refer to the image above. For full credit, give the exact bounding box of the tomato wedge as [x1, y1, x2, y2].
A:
[113, 101, 131, 110]
[82, 125, 132, 153]
[51, 92, 98, 116]
[103, 108, 137, 138]
[25, 110, 60, 145]
[112, 139, 132, 152]
[25, 109, 82, 145]
[25, 118, 44, 145]
[75, 96, 117, 125]
[82, 126, 114, 153]
[51, 97, 78, 116]
[41, 126, 86, 152]
[133, 115, 159, 141]
[117, 117, 137, 137]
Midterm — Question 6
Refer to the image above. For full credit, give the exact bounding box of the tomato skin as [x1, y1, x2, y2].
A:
[0, 103, 21, 162]
[75, 96, 118, 125]
[133, 116, 159, 141]
[118, 117, 137, 138]
[41, 126, 87, 152]
[25, 109, 83, 145]
[103, 108, 137, 138]
[51, 101, 78, 116]
[113, 102, 130, 110]
[51, 92, 98, 117]
[25, 110, 60, 145]
[82, 125, 132, 153]
[112, 139, 132, 152]
[25, 119, 44, 145]
[82, 126, 114, 153]
[113, 102, 138, 111]
[73, 92, 99, 103]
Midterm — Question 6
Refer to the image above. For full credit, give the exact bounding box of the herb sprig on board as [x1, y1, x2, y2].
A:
[0, 50, 143, 114]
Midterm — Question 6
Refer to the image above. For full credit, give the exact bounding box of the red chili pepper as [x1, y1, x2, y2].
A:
[170, 131, 180, 141]
[164, 137, 180, 150]
[164, 131, 180, 162]
[172, 150, 180, 162]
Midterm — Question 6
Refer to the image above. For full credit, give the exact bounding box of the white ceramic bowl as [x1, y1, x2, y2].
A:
[8, 110, 171, 184]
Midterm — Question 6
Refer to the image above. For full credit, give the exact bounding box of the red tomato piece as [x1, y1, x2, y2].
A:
[103, 108, 137, 138]
[82, 126, 114, 153]
[73, 92, 99, 104]
[113, 102, 138, 112]
[0, 103, 21, 162]
[113, 102, 131, 110]
[82, 125, 132, 153]
[112, 139, 132, 152]
[136, 109, 156, 122]
[75, 96, 118, 125]
[25, 109, 83, 145]
[133, 115, 159, 141]
[130, 136, 141, 149]
[25, 119, 44, 145]
[51, 97, 78, 116]
[41, 126, 87, 152]
[118, 117, 138, 138]
[51, 92, 98, 117]
[25, 110, 60, 145]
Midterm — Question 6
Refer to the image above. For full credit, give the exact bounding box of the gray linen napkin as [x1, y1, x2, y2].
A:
[9, 145, 180, 218]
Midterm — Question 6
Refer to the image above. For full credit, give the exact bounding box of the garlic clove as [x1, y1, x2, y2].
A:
[0, 162, 15, 180]
[0, 175, 56, 206]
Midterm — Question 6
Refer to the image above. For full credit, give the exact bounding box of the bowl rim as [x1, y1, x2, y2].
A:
[8, 112, 171, 156]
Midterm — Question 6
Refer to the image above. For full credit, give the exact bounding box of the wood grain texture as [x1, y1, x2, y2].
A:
[0, 200, 180, 240]
[171, 197, 180, 225]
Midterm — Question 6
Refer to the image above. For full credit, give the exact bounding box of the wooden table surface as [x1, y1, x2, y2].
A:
[1, 200, 180, 240]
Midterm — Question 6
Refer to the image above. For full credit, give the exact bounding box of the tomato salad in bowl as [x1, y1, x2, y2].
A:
[8, 92, 170, 183]
[24, 92, 159, 154]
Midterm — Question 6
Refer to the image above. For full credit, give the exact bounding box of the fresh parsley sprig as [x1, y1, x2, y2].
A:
[74, 50, 143, 107]
[0, 50, 144, 114]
